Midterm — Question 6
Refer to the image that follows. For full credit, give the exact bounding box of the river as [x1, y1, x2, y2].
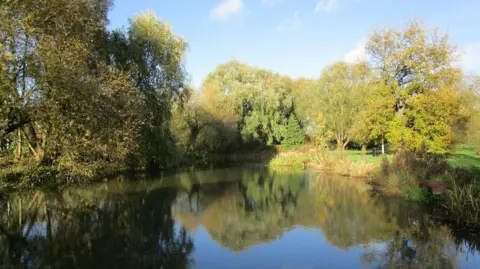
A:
[0, 166, 479, 268]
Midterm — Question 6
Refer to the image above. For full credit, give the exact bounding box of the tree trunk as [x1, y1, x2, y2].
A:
[336, 136, 343, 151]
[15, 129, 22, 161]
[342, 138, 350, 151]
[381, 139, 385, 155]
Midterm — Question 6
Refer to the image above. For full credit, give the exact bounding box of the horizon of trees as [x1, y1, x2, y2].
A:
[1, 0, 480, 181]
[186, 20, 479, 156]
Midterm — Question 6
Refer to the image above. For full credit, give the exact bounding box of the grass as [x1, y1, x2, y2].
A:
[327, 150, 393, 166]
[447, 145, 480, 182]
[269, 145, 389, 177]
[270, 143, 480, 232]
[442, 181, 480, 229]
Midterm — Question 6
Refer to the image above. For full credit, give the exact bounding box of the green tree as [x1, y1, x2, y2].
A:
[291, 77, 322, 127]
[458, 76, 480, 145]
[352, 82, 395, 154]
[202, 60, 297, 146]
[105, 11, 188, 170]
[318, 61, 373, 150]
[281, 116, 305, 148]
[0, 0, 141, 172]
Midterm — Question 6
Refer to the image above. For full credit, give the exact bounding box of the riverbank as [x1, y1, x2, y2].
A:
[269, 144, 479, 181]
[270, 144, 480, 232]
[0, 148, 277, 194]
[268, 145, 390, 177]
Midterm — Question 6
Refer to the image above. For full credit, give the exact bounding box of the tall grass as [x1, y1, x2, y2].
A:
[373, 148, 450, 202]
[442, 181, 480, 228]
[269, 146, 377, 177]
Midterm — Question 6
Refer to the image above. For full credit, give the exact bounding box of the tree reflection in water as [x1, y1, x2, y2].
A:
[0, 187, 194, 269]
[1, 167, 478, 269]
[173, 168, 476, 268]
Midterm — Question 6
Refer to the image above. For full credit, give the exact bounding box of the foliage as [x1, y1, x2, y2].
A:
[279, 116, 305, 148]
[290, 77, 322, 127]
[106, 11, 188, 170]
[202, 60, 298, 146]
[1, 0, 140, 167]
[375, 148, 450, 201]
[317, 61, 373, 150]
[366, 19, 468, 154]
[1, 2, 479, 194]
[458, 76, 480, 145]
[0, 1, 187, 182]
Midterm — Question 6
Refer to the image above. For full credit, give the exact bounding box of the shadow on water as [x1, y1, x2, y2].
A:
[1, 166, 480, 268]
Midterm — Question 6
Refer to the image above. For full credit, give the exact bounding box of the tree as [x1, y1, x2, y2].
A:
[281, 116, 305, 148]
[366, 20, 467, 153]
[352, 82, 395, 154]
[0, 0, 141, 171]
[201, 60, 298, 146]
[105, 11, 188, 170]
[458, 76, 480, 146]
[0, 3, 190, 179]
[318, 61, 373, 150]
[291, 78, 322, 128]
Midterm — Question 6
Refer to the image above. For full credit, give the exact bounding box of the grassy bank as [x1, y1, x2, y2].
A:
[447, 145, 480, 182]
[270, 144, 480, 231]
[269, 145, 391, 177]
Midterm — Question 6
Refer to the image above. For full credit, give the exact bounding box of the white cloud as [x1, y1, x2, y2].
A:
[344, 38, 366, 63]
[315, 0, 340, 13]
[210, 0, 244, 21]
[262, 0, 284, 7]
[460, 42, 480, 75]
[277, 11, 301, 33]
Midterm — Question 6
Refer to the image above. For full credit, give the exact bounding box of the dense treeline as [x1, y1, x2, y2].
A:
[1, 0, 479, 185]
[1, 0, 188, 181]
[184, 21, 479, 156]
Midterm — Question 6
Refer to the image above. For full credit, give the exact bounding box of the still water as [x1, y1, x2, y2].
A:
[1, 166, 479, 269]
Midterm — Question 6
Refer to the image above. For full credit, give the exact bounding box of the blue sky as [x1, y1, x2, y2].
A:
[108, 0, 480, 88]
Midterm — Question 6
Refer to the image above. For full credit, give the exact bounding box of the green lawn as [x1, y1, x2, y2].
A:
[447, 145, 480, 177]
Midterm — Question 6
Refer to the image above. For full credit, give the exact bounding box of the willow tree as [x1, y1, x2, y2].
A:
[0, 0, 141, 172]
[105, 11, 188, 170]
[202, 60, 302, 146]
[458, 76, 480, 146]
[366, 20, 469, 154]
[291, 77, 322, 127]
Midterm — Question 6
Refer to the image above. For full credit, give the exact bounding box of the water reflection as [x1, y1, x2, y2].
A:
[0, 186, 194, 268]
[0, 167, 479, 269]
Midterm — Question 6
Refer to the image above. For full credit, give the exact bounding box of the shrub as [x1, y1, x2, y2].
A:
[402, 187, 432, 203]
[376, 146, 452, 197]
